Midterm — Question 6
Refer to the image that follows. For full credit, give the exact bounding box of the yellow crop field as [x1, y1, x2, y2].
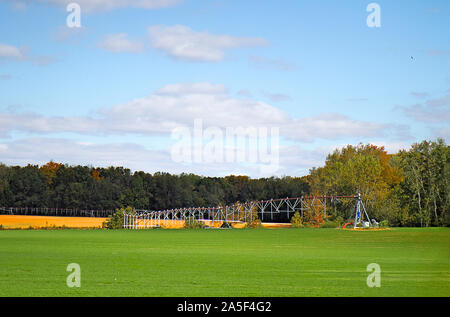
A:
[155, 220, 291, 229]
[0, 215, 107, 229]
[0, 215, 293, 229]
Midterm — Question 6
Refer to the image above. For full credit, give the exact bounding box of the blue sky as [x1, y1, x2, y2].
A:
[0, 0, 449, 177]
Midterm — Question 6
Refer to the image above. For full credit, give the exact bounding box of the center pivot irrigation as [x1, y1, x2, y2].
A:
[122, 192, 376, 229]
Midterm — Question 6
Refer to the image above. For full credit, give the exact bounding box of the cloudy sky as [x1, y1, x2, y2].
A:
[0, 0, 449, 177]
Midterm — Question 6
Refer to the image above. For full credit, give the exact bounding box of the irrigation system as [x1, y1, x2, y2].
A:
[122, 193, 374, 229]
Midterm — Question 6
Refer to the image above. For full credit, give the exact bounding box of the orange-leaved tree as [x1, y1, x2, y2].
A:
[40, 161, 63, 187]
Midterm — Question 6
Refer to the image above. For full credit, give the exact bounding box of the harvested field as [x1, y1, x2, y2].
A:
[0, 215, 107, 229]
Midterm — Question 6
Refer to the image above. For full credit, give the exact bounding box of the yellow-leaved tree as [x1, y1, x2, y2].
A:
[307, 144, 403, 223]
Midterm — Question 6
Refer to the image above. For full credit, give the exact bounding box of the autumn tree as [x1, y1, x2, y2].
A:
[40, 161, 63, 187]
[91, 169, 104, 181]
[307, 144, 403, 223]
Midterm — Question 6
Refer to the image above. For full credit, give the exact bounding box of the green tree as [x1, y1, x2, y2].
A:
[290, 211, 303, 228]
[395, 139, 449, 226]
[103, 206, 135, 229]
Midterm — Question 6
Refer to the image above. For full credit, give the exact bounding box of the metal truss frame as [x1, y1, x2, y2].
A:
[122, 194, 365, 229]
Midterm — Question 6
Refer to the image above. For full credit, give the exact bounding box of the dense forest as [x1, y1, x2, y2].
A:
[0, 163, 309, 211]
[0, 139, 448, 226]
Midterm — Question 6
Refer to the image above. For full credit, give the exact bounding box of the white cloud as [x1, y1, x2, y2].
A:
[0, 137, 173, 172]
[155, 82, 228, 96]
[433, 127, 450, 141]
[9, 1, 27, 10]
[410, 91, 430, 99]
[262, 91, 291, 103]
[0, 111, 99, 137]
[0, 137, 340, 177]
[52, 25, 87, 43]
[426, 8, 440, 14]
[275, 144, 329, 175]
[0, 43, 25, 60]
[426, 50, 450, 56]
[399, 94, 450, 123]
[0, 42, 56, 65]
[98, 33, 144, 53]
[95, 25, 269, 61]
[148, 25, 269, 62]
[284, 114, 397, 143]
[364, 141, 412, 154]
[0, 137, 421, 178]
[100, 87, 288, 134]
[426, 94, 450, 107]
[0, 137, 274, 177]
[416, 107, 450, 123]
[30, 55, 57, 66]
[0, 82, 406, 143]
[248, 55, 296, 71]
[236, 89, 252, 97]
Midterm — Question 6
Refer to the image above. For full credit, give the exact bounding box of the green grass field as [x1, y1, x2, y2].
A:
[0, 228, 449, 297]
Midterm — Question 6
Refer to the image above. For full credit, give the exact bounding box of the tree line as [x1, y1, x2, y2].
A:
[306, 138, 449, 227]
[0, 162, 308, 211]
[0, 138, 448, 226]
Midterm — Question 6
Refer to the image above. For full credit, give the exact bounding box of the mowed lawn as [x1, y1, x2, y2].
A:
[0, 228, 449, 297]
